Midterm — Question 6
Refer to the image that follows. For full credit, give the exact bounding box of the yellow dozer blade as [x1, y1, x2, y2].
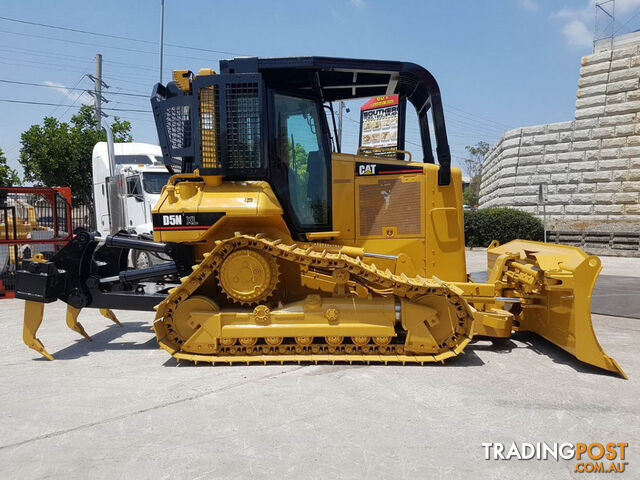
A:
[487, 240, 626, 379]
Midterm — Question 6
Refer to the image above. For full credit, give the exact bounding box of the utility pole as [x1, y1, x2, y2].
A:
[337, 100, 344, 150]
[94, 53, 103, 131]
[159, 0, 165, 84]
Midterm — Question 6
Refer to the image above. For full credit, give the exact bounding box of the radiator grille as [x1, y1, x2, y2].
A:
[358, 179, 421, 236]
[225, 82, 261, 170]
[164, 105, 191, 150]
[199, 85, 220, 169]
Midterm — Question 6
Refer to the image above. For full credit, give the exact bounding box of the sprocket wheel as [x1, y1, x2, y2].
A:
[217, 249, 279, 305]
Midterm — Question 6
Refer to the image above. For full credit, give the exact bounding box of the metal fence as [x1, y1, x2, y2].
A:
[547, 230, 640, 254]
[0, 187, 74, 296]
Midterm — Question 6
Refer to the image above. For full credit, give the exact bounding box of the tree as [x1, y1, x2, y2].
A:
[0, 147, 21, 186]
[462, 141, 490, 207]
[19, 105, 132, 204]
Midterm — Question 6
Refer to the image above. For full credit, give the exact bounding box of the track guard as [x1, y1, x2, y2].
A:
[488, 240, 626, 379]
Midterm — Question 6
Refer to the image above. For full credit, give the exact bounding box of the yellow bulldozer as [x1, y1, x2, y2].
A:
[16, 57, 625, 377]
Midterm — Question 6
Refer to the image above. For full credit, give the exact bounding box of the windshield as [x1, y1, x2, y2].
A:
[142, 172, 171, 194]
[274, 93, 329, 228]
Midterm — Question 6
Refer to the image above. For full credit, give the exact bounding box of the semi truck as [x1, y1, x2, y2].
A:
[91, 141, 171, 267]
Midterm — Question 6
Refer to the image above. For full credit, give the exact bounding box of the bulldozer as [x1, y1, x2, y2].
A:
[15, 56, 626, 378]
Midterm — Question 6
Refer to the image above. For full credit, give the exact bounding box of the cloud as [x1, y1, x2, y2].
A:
[563, 18, 593, 47]
[44, 80, 92, 105]
[517, 0, 539, 12]
[350, 0, 364, 7]
[552, 0, 640, 48]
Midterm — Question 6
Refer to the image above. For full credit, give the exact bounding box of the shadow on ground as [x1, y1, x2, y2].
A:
[37, 322, 157, 361]
[34, 319, 623, 378]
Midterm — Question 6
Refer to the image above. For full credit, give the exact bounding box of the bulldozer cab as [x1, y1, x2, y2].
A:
[151, 57, 452, 240]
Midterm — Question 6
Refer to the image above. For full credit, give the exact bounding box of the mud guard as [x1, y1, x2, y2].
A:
[488, 240, 626, 379]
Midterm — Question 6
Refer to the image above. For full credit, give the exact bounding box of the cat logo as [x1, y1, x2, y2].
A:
[162, 214, 182, 226]
[358, 164, 377, 175]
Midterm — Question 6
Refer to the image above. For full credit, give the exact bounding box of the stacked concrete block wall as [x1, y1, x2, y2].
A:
[479, 33, 640, 228]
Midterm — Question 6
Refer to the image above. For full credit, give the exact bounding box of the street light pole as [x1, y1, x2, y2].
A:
[159, 0, 165, 84]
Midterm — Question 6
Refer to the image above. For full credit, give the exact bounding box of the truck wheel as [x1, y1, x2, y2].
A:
[133, 250, 152, 269]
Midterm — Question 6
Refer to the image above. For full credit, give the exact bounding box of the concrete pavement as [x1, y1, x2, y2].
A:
[0, 252, 637, 479]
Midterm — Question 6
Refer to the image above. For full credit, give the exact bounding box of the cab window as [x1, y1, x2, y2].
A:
[273, 93, 329, 228]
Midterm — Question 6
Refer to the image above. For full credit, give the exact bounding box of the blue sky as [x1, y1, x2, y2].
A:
[1, 0, 638, 175]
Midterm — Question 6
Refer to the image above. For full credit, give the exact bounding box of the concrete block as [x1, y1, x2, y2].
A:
[620, 146, 640, 157]
[590, 126, 616, 138]
[570, 160, 596, 171]
[549, 173, 567, 184]
[537, 162, 565, 173]
[582, 51, 612, 65]
[512, 195, 538, 206]
[575, 105, 606, 119]
[545, 194, 567, 205]
[574, 118, 599, 129]
[503, 128, 522, 140]
[596, 181, 622, 192]
[567, 172, 582, 183]
[594, 204, 624, 214]
[598, 113, 635, 125]
[622, 180, 640, 192]
[571, 193, 595, 204]
[583, 171, 612, 182]
[544, 205, 565, 214]
[544, 143, 571, 153]
[572, 140, 600, 150]
[613, 45, 639, 60]
[556, 151, 586, 164]
[502, 137, 521, 149]
[627, 135, 640, 146]
[516, 165, 536, 175]
[627, 168, 640, 180]
[615, 123, 635, 136]
[529, 174, 550, 184]
[585, 149, 600, 160]
[576, 182, 596, 193]
[576, 84, 607, 98]
[605, 92, 627, 104]
[595, 192, 614, 203]
[599, 158, 628, 169]
[566, 204, 592, 214]
[610, 57, 631, 70]
[632, 55, 640, 67]
[533, 133, 559, 144]
[626, 89, 640, 101]
[604, 100, 640, 114]
[519, 136, 534, 147]
[572, 129, 591, 141]
[520, 125, 547, 135]
[519, 145, 544, 156]
[517, 156, 541, 166]
[578, 72, 609, 88]
[612, 169, 629, 181]
[547, 121, 574, 132]
[601, 137, 626, 148]
[607, 67, 640, 82]
[557, 183, 578, 194]
[601, 147, 622, 159]
[576, 95, 606, 109]
[501, 146, 521, 158]
[558, 131, 573, 142]
[615, 192, 638, 203]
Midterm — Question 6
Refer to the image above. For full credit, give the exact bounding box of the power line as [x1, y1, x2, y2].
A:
[0, 15, 248, 56]
[0, 29, 231, 63]
[0, 98, 151, 113]
[0, 79, 148, 97]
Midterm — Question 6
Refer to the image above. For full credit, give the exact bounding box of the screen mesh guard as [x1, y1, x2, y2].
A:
[152, 73, 266, 177]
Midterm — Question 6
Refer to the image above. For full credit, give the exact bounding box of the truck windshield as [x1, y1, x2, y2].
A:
[142, 172, 171, 193]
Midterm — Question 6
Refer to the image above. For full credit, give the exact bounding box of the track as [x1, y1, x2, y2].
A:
[153, 233, 476, 364]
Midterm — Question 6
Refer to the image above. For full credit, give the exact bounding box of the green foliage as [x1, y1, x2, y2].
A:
[462, 141, 490, 208]
[464, 208, 544, 248]
[0, 147, 20, 186]
[19, 104, 132, 204]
